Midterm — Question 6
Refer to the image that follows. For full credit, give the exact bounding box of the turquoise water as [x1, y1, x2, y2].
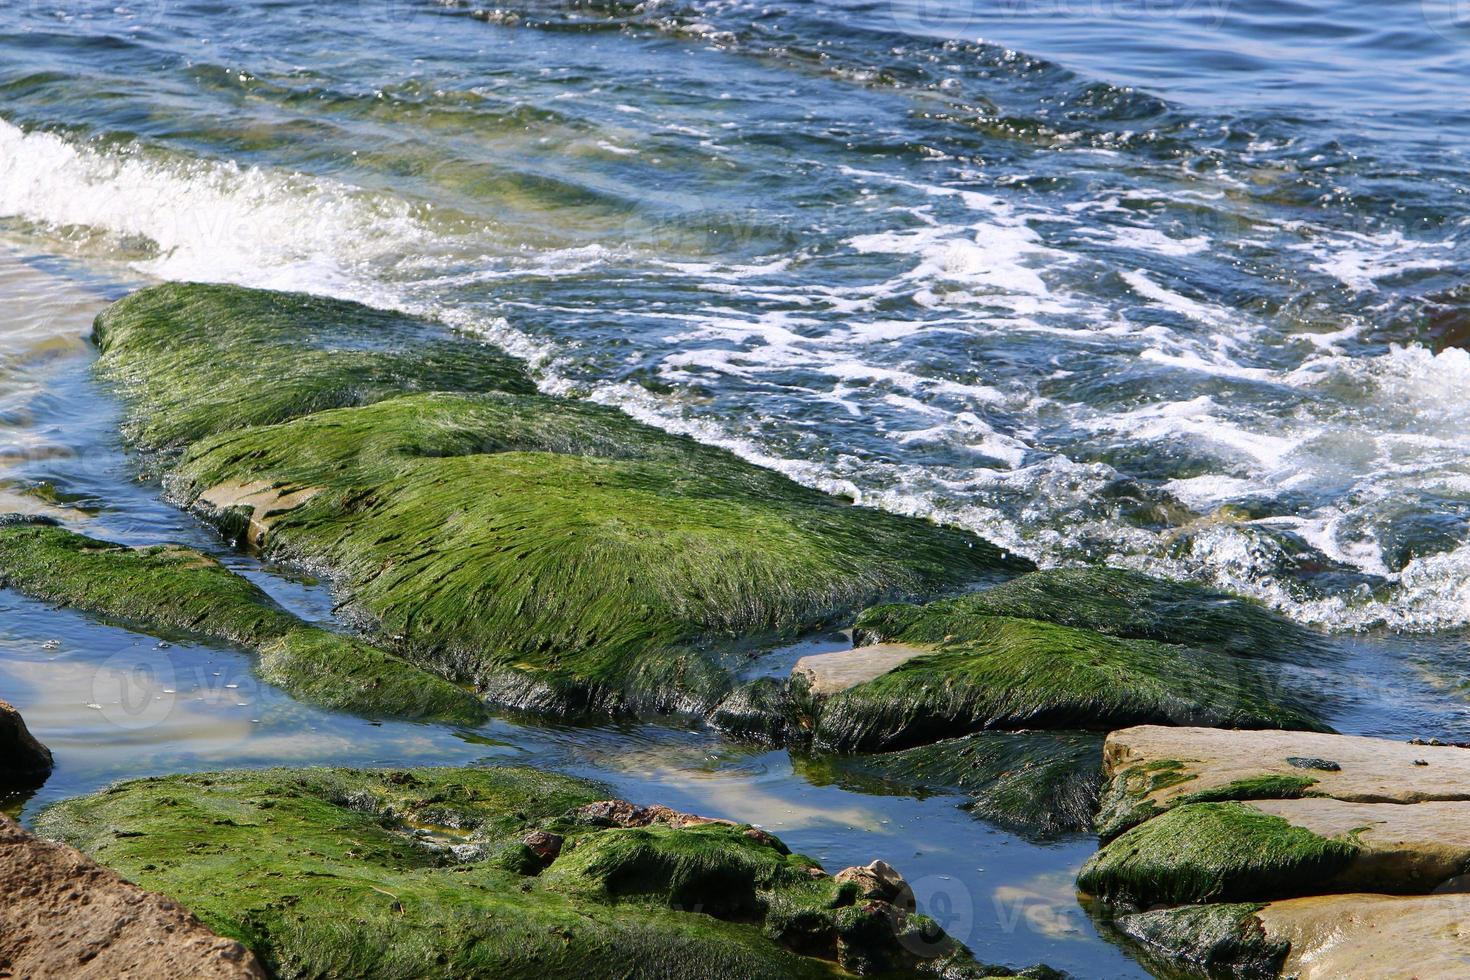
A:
[2, 2, 1470, 975]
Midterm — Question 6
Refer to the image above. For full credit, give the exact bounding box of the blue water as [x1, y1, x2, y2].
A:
[2, 2, 1469, 976]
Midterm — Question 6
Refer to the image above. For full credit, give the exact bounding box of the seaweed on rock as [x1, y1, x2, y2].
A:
[37, 767, 1013, 979]
[813, 617, 1327, 753]
[93, 282, 1028, 718]
[1076, 802, 1359, 909]
[0, 517, 486, 724]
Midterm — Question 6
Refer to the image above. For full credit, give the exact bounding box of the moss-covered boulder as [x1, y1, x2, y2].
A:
[0, 517, 486, 724]
[1109, 903, 1288, 979]
[92, 283, 1026, 717]
[1077, 801, 1359, 909]
[795, 731, 1104, 839]
[855, 567, 1318, 660]
[37, 766, 1025, 979]
[809, 615, 1325, 753]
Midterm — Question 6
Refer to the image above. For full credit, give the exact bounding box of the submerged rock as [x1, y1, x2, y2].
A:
[0, 697, 52, 787]
[92, 282, 1026, 718]
[796, 730, 1104, 839]
[0, 813, 264, 978]
[0, 517, 487, 724]
[37, 766, 1023, 979]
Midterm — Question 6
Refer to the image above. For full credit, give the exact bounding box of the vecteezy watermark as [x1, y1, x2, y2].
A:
[87, 646, 264, 734]
[888, 0, 1234, 37]
[1422, 0, 1470, 40]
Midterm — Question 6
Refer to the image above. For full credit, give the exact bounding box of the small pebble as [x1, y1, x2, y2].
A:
[1414, 759, 1429, 766]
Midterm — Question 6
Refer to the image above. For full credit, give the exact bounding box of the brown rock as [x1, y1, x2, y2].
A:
[569, 799, 736, 831]
[791, 643, 930, 697]
[1258, 893, 1470, 979]
[0, 813, 265, 978]
[835, 860, 915, 912]
[0, 699, 52, 786]
[522, 830, 563, 863]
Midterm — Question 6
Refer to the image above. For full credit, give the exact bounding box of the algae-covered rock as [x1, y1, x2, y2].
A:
[94, 283, 1026, 717]
[811, 616, 1325, 753]
[91, 281, 536, 452]
[37, 766, 993, 979]
[1111, 903, 1287, 979]
[796, 731, 1103, 839]
[1077, 801, 1360, 909]
[853, 567, 1318, 660]
[0, 517, 486, 724]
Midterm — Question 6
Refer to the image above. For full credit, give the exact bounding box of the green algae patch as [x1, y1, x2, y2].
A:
[92, 281, 535, 452]
[0, 518, 486, 725]
[1077, 802, 1358, 909]
[170, 392, 1020, 716]
[813, 616, 1326, 753]
[795, 731, 1104, 839]
[93, 282, 1028, 718]
[1177, 775, 1318, 806]
[1112, 903, 1287, 980]
[854, 566, 1318, 661]
[1096, 761, 1320, 841]
[37, 767, 993, 979]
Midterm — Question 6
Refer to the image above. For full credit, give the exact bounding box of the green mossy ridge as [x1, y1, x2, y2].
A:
[37, 767, 997, 979]
[813, 617, 1326, 753]
[92, 281, 536, 452]
[796, 731, 1103, 839]
[0, 519, 486, 724]
[94, 282, 1027, 717]
[1112, 903, 1288, 980]
[170, 391, 1019, 715]
[1077, 802, 1359, 909]
[1096, 763, 1320, 841]
[854, 566, 1317, 660]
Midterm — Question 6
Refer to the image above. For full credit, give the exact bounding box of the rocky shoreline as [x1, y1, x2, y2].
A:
[0, 281, 1462, 977]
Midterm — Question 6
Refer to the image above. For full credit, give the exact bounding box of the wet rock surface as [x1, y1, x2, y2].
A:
[0, 697, 52, 787]
[1085, 727, 1470, 978]
[0, 813, 265, 979]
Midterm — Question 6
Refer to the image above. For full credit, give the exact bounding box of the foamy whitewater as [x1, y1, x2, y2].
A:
[1, 0, 1468, 635]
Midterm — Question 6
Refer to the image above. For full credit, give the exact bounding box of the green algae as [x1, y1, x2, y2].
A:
[170, 391, 1018, 715]
[1095, 760, 1321, 841]
[91, 281, 536, 453]
[1112, 903, 1287, 980]
[1077, 802, 1359, 909]
[92, 282, 1028, 718]
[854, 566, 1318, 661]
[0, 518, 486, 724]
[813, 616, 1326, 753]
[37, 767, 992, 979]
[796, 731, 1104, 839]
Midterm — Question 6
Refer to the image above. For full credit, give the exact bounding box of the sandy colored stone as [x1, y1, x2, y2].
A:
[792, 643, 930, 696]
[196, 479, 319, 550]
[0, 699, 52, 787]
[1258, 892, 1470, 979]
[0, 813, 264, 978]
[1105, 724, 1470, 810]
[835, 860, 915, 911]
[1247, 797, 1470, 893]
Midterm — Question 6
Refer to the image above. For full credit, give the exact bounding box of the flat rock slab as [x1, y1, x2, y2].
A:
[792, 643, 930, 696]
[1258, 893, 1470, 980]
[1106, 724, 1470, 810]
[0, 813, 264, 978]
